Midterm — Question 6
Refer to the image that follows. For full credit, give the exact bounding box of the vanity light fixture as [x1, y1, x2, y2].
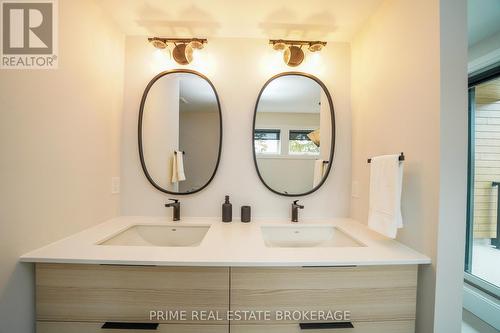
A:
[148, 37, 208, 65]
[269, 39, 327, 67]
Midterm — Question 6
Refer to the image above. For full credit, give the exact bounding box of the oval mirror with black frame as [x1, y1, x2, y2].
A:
[252, 72, 335, 196]
[138, 69, 222, 195]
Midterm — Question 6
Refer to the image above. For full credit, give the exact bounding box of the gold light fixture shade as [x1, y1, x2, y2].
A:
[272, 41, 287, 51]
[307, 129, 321, 147]
[308, 42, 324, 52]
[283, 46, 304, 67]
[189, 39, 205, 50]
[151, 39, 167, 49]
[173, 43, 194, 65]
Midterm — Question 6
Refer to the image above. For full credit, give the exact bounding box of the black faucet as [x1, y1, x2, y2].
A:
[165, 199, 181, 221]
[291, 200, 304, 222]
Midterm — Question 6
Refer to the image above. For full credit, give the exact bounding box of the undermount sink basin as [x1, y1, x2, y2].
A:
[261, 225, 365, 248]
[98, 224, 210, 247]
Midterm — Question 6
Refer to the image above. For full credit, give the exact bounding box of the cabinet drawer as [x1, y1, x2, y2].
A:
[230, 266, 417, 324]
[36, 264, 229, 324]
[37, 321, 228, 333]
[230, 321, 414, 333]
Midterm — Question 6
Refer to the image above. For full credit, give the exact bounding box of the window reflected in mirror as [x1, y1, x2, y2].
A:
[288, 130, 320, 155]
[254, 129, 281, 154]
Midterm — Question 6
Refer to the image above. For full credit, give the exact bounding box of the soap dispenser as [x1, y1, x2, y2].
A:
[222, 195, 232, 222]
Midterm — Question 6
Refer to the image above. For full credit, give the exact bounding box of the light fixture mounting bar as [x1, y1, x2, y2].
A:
[269, 39, 327, 47]
[148, 37, 208, 44]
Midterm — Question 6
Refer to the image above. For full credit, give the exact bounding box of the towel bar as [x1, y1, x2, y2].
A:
[367, 152, 404, 163]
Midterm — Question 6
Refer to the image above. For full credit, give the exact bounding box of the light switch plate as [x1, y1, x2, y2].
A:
[111, 177, 120, 194]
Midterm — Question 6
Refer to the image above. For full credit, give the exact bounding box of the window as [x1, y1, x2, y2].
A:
[288, 130, 320, 155]
[466, 66, 500, 299]
[254, 129, 281, 154]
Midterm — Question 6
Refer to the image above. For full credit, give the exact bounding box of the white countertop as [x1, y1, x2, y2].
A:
[20, 216, 431, 266]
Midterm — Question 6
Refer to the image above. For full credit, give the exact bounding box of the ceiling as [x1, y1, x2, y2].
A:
[468, 0, 500, 46]
[179, 74, 217, 112]
[258, 75, 321, 113]
[96, 0, 384, 41]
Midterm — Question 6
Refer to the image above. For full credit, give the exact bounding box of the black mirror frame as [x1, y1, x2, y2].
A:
[252, 72, 335, 197]
[138, 69, 223, 195]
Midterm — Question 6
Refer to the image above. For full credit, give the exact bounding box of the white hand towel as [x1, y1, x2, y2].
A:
[368, 154, 403, 238]
[171, 151, 186, 183]
[313, 159, 325, 187]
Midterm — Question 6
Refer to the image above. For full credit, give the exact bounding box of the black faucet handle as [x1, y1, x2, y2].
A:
[165, 199, 179, 207]
[293, 200, 304, 209]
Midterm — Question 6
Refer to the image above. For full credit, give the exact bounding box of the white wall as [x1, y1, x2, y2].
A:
[0, 1, 124, 332]
[121, 36, 351, 219]
[350, 0, 467, 332]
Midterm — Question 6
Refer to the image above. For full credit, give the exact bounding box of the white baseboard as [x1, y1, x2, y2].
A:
[463, 284, 500, 330]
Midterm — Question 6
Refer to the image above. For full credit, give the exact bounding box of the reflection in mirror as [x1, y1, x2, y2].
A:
[253, 73, 334, 196]
[139, 70, 221, 194]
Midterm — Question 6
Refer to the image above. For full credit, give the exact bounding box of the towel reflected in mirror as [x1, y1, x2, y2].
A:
[171, 150, 186, 183]
[313, 159, 327, 187]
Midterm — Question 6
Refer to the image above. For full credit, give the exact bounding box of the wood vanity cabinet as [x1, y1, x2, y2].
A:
[35, 264, 230, 330]
[230, 265, 418, 333]
[35, 264, 417, 333]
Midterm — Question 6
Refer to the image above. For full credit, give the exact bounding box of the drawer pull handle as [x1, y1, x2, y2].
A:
[101, 322, 159, 330]
[299, 322, 354, 330]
